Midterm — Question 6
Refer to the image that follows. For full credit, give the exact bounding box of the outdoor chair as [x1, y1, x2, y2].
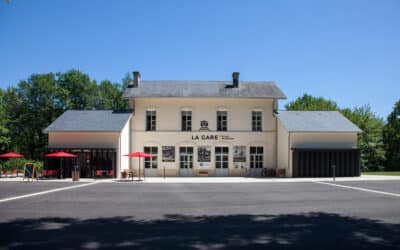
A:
[95, 170, 103, 177]
[42, 170, 58, 178]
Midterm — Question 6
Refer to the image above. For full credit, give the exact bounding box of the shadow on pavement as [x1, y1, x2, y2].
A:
[1, 213, 399, 249]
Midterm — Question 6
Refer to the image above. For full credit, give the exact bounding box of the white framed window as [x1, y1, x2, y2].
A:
[179, 147, 193, 169]
[146, 110, 156, 131]
[181, 110, 192, 131]
[252, 111, 262, 131]
[144, 146, 158, 169]
[250, 146, 264, 168]
[217, 111, 228, 131]
[215, 146, 229, 169]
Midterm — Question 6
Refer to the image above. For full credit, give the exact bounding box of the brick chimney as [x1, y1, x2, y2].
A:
[128, 71, 141, 88]
[232, 72, 239, 88]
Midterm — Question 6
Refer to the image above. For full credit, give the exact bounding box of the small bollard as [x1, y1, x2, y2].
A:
[164, 166, 166, 179]
[332, 165, 336, 181]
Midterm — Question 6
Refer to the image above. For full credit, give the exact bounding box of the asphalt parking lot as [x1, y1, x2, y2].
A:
[0, 180, 399, 249]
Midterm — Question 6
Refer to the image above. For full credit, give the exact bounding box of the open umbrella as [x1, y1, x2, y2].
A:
[45, 152, 77, 158]
[45, 151, 77, 178]
[0, 152, 24, 177]
[123, 152, 153, 181]
[0, 152, 24, 158]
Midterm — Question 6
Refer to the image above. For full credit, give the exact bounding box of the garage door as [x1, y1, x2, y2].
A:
[292, 149, 360, 177]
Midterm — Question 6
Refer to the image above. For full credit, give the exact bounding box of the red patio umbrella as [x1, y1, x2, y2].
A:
[123, 152, 154, 181]
[0, 152, 24, 177]
[45, 151, 77, 178]
[0, 152, 24, 158]
[45, 152, 77, 158]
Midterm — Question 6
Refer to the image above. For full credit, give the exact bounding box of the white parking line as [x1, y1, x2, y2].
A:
[0, 182, 99, 203]
[315, 181, 400, 198]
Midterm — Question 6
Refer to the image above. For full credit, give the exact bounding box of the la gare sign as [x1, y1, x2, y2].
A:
[192, 134, 219, 140]
[191, 120, 234, 141]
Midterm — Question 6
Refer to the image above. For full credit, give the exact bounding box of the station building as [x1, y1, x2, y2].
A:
[44, 72, 361, 178]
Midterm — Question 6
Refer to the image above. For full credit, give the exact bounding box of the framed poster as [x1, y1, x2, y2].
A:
[233, 146, 246, 162]
[162, 146, 175, 162]
[198, 146, 211, 167]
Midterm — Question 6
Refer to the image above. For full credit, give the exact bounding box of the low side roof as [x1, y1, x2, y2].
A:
[122, 81, 286, 99]
[277, 111, 361, 133]
[44, 110, 132, 133]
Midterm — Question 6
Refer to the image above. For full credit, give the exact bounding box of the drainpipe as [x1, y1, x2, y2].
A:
[273, 99, 278, 171]
[288, 132, 291, 177]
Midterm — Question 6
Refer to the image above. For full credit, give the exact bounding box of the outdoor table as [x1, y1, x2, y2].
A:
[128, 171, 134, 181]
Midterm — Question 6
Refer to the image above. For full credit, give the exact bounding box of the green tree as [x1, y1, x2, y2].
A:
[383, 100, 400, 170]
[343, 105, 385, 171]
[3, 73, 61, 159]
[56, 69, 98, 110]
[97, 80, 128, 110]
[285, 94, 385, 171]
[285, 94, 339, 111]
[0, 89, 11, 151]
[1, 69, 130, 160]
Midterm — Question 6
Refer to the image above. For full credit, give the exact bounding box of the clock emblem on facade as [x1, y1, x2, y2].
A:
[199, 120, 210, 131]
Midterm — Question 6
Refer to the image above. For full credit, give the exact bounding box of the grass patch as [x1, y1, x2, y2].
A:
[362, 171, 400, 176]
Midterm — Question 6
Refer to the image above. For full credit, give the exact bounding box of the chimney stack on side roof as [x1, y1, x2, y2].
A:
[128, 71, 141, 88]
[232, 72, 239, 88]
[133, 71, 141, 87]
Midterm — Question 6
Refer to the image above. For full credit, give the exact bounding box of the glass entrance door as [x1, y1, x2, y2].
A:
[215, 146, 229, 176]
[179, 147, 193, 176]
[250, 146, 264, 176]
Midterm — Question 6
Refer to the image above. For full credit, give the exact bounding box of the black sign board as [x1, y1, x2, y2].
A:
[23, 163, 38, 182]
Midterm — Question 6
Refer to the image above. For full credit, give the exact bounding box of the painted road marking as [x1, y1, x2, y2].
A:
[0, 182, 99, 203]
[315, 181, 400, 198]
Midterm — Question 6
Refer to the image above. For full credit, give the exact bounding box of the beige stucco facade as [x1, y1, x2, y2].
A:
[47, 118, 131, 178]
[127, 98, 278, 176]
[277, 119, 359, 177]
[46, 95, 359, 178]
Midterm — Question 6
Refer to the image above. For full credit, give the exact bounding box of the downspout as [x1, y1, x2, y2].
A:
[288, 132, 291, 177]
[118, 133, 121, 179]
[274, 100, 278, 170]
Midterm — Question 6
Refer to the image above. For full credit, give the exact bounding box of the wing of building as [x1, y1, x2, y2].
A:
[44, 72, 361, 179]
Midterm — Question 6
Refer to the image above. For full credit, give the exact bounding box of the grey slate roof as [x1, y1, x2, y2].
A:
[277, 111, 361, 132]
[44, 110, 132, 133]
[122, 81, 286, 99]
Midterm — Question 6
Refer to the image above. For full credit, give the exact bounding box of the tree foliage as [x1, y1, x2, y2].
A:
[0, 89, 11, 151]
[0, 69, 129, 160]
[285, 94, 386, 171]
[284, 94, 339, 111]
[383, 100, 400, 170]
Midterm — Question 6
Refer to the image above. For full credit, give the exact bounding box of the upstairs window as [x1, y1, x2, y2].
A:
[217, 111, 228, 131]
[252, 111, 262, 131]
[181, 111, 192, 131]
[146, 110, 156, 131]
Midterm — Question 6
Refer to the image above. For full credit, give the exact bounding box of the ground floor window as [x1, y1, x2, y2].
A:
[250, 146, 264, 168]
[215, 146, 229, 168]
[180, 147, 193, 169]
[44, 148, 116, 178]
[144, 147, 158, 169]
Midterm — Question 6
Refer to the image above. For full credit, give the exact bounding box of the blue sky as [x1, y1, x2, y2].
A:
[1, 0, 399, 118]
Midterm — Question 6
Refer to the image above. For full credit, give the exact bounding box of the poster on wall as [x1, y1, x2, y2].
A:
[162, 146, 175, 162]
[198, 146, 211, 167]
[233, 146, 246, 162]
